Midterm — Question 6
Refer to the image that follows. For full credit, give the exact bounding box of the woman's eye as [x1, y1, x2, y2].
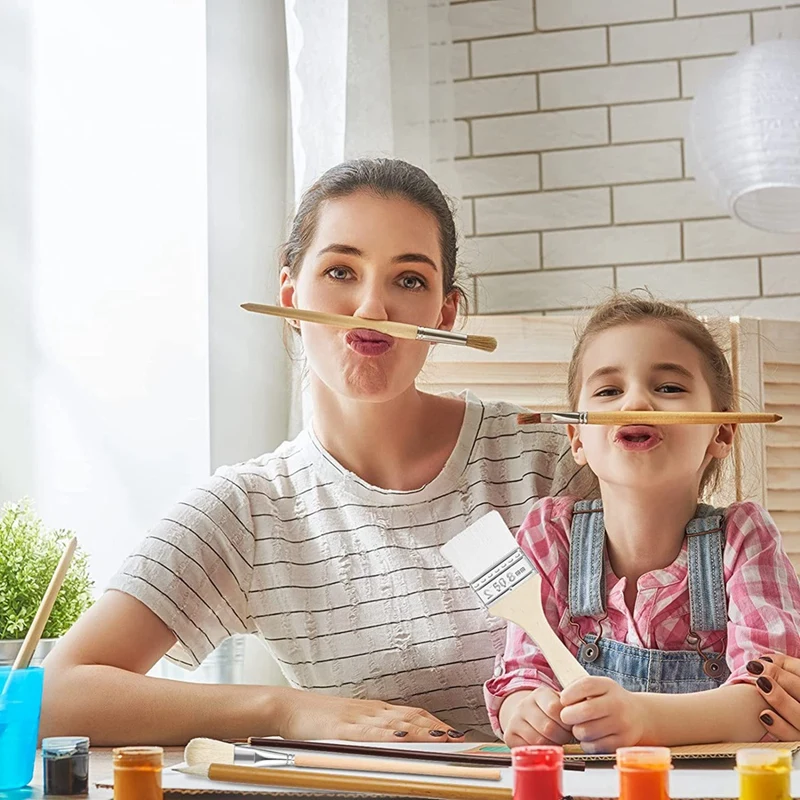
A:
[399, 274, 426, 290]
[594, 387, 621, 397]
[325, 266, 352, 281]
[657, 384, 686, 394]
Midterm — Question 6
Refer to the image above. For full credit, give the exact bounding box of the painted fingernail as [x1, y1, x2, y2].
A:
[447, 730, 465, 738]
[762, 656, 774, 663]
[757, 676, 773, 693]
[746, 660, 764, 675]
[393, 730, 408, 737]
[760, 713, 774, 726]
[429, 729, 446, 737]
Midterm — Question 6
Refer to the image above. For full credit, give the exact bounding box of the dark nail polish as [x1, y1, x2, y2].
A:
[746, 660, 764, 675]
[762, 656, 774, 663]
[429, 729, 446, 737]
[760, 713, 774, 726]
[393, 730, 408, 737]
[447, 730, 465, 738]
[757, 676, 773, 693]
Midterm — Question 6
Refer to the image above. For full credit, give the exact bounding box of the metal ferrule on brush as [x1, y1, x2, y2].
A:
[415, 327, 469, 346]
[545, 411, 586, 424]
[233, 745, 294, 766]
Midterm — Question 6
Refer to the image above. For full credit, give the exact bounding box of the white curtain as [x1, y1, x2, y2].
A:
[284, 0, 460, 432]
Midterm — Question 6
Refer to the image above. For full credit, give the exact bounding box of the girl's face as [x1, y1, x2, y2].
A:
[567, 322, 735, 494]
[279, 191, 458, 403]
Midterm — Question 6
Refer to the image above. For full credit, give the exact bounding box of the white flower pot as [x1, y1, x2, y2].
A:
[0, 638, 59, 667]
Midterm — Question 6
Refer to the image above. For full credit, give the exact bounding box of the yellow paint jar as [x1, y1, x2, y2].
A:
[736, 748, 791, 800]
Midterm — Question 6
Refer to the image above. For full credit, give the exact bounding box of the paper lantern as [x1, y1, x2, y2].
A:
[689, 39, 800, 233]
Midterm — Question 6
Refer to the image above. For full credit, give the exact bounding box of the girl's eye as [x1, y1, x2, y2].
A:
[325, 266, 352, 281]
[657, 384, 686, 394]
[399, 274, 426, 290]
[594, 387, 621, 397]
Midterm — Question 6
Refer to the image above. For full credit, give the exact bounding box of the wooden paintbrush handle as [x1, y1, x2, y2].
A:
[587, 411, 779, 425]
[12, 537, 77, 670]
[294, 752, 501, 781]
[241, 303, 418, 341]
[208, 762, 512, 799]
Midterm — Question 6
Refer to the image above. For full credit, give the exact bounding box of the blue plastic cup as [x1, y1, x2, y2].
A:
[0, 666, 45, 790]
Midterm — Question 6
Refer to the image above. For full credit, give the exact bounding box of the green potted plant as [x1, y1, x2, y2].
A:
[0, 498, 93, 666]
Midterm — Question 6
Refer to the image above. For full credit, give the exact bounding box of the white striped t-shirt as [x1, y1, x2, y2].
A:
[107, 391, 595, 737]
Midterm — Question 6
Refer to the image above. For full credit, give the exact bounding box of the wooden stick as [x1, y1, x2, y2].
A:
[186, 762, 512, 799]
[517, 411, 781, 426]
[12, 537, 77, 670]
[293, 752, 501, 781]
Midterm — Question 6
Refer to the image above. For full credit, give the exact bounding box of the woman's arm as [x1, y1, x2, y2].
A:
[42, 591, 457, 745]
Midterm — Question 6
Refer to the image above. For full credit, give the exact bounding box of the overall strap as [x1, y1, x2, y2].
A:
[686, 504, 728, 632]
[568, 499, 606, 618]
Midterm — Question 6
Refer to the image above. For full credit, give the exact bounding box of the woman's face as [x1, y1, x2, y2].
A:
[279, 191, 458, 403]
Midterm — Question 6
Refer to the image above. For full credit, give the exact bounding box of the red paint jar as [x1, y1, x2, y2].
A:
[512, 745, 563, 800]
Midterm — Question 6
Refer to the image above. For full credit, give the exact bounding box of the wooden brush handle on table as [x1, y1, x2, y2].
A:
[204, 762, 511, 799]
[294, 752, 501, 780]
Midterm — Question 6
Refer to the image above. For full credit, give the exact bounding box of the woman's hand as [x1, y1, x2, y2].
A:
[501, 687, 574, 748]
[277, 689, 466, 743]
[560, 676, 646, 754]
[749, 654, 800, 740]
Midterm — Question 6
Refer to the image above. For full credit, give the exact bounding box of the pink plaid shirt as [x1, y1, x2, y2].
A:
[484, 497, 800, 734]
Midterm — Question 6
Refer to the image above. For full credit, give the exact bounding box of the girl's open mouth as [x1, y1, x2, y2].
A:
[613, 425, 663, 452]
[345, 328, 394, 356]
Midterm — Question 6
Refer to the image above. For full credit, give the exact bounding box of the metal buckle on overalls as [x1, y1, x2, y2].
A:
[569, 612, 607, 663]
[687, 630, 725, 679]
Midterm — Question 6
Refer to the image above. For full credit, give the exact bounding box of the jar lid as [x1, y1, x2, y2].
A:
[42, 736, 90, 757]
[736, 748, 792, 771]
[616, 746, 671, 770]
[512, 745, 563, 769]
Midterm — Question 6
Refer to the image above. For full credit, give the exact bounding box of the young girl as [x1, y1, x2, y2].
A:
[485, 294, 800, 752]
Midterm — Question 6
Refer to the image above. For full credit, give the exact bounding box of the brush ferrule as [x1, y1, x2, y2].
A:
[415, 327, 469, 347]
[546, 412, 585, 424]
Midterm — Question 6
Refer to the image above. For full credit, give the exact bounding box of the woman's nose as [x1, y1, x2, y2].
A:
[353, 285, 389, 321]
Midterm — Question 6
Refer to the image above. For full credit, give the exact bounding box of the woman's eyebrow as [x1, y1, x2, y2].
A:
[317, 243, 438, 271]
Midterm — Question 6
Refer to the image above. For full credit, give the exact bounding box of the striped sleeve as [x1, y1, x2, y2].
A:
[106, 466, 257, 669]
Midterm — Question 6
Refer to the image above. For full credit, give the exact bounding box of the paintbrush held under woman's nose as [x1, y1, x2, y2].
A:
[241, 302, 497, 353]
[516, 411, 782, 426]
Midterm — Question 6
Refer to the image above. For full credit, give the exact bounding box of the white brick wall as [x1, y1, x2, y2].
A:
[453, 0, 800, 318]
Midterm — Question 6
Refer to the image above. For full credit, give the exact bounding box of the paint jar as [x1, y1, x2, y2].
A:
[617, 746, 671, 800]
[112, 746, 163, 800]
[736, 748, 791, 800]
[511, 745, 563, 800]
[42, 736, 89, 795]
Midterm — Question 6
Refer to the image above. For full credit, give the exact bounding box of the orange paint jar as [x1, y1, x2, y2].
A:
[617, 746, 671, 800]
[112, 746, 163, 800]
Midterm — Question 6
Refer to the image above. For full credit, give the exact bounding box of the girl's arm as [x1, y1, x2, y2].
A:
[636, 683, 767, 745]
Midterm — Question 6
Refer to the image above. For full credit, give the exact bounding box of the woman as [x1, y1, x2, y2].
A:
[41, 158, 595, 745]
[748, 654, 800, 740]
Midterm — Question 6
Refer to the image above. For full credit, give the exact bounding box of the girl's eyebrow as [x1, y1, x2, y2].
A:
[585, 365, 622, 383]
[317, 243, 438, 270]
[652, 362, 695, 380]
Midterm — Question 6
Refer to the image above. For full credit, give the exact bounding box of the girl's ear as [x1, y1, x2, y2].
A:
[567, 424, 588, 466]
[708, 423, 737, 460]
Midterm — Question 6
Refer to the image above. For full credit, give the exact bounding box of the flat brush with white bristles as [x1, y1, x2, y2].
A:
[184, 737, 502, 781]
[241, 302, 498, 353]
[440, 511, 587, 689]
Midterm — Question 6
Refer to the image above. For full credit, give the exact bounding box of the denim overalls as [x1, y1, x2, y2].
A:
[568, 499, 730, 692]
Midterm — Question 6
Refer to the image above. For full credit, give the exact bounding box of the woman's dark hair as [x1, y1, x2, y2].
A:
[279, 158, 467, 307]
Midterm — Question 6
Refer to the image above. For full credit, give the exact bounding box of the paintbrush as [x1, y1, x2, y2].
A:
[241, 302, 498, 353]
[517, 410, 781, 426]
[440, 511, 587, 689]
[245, 737, 586, 771]
[176, 762, 512, 799]
[0, 536, 78, 735]
[184, 737, 502, 781]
